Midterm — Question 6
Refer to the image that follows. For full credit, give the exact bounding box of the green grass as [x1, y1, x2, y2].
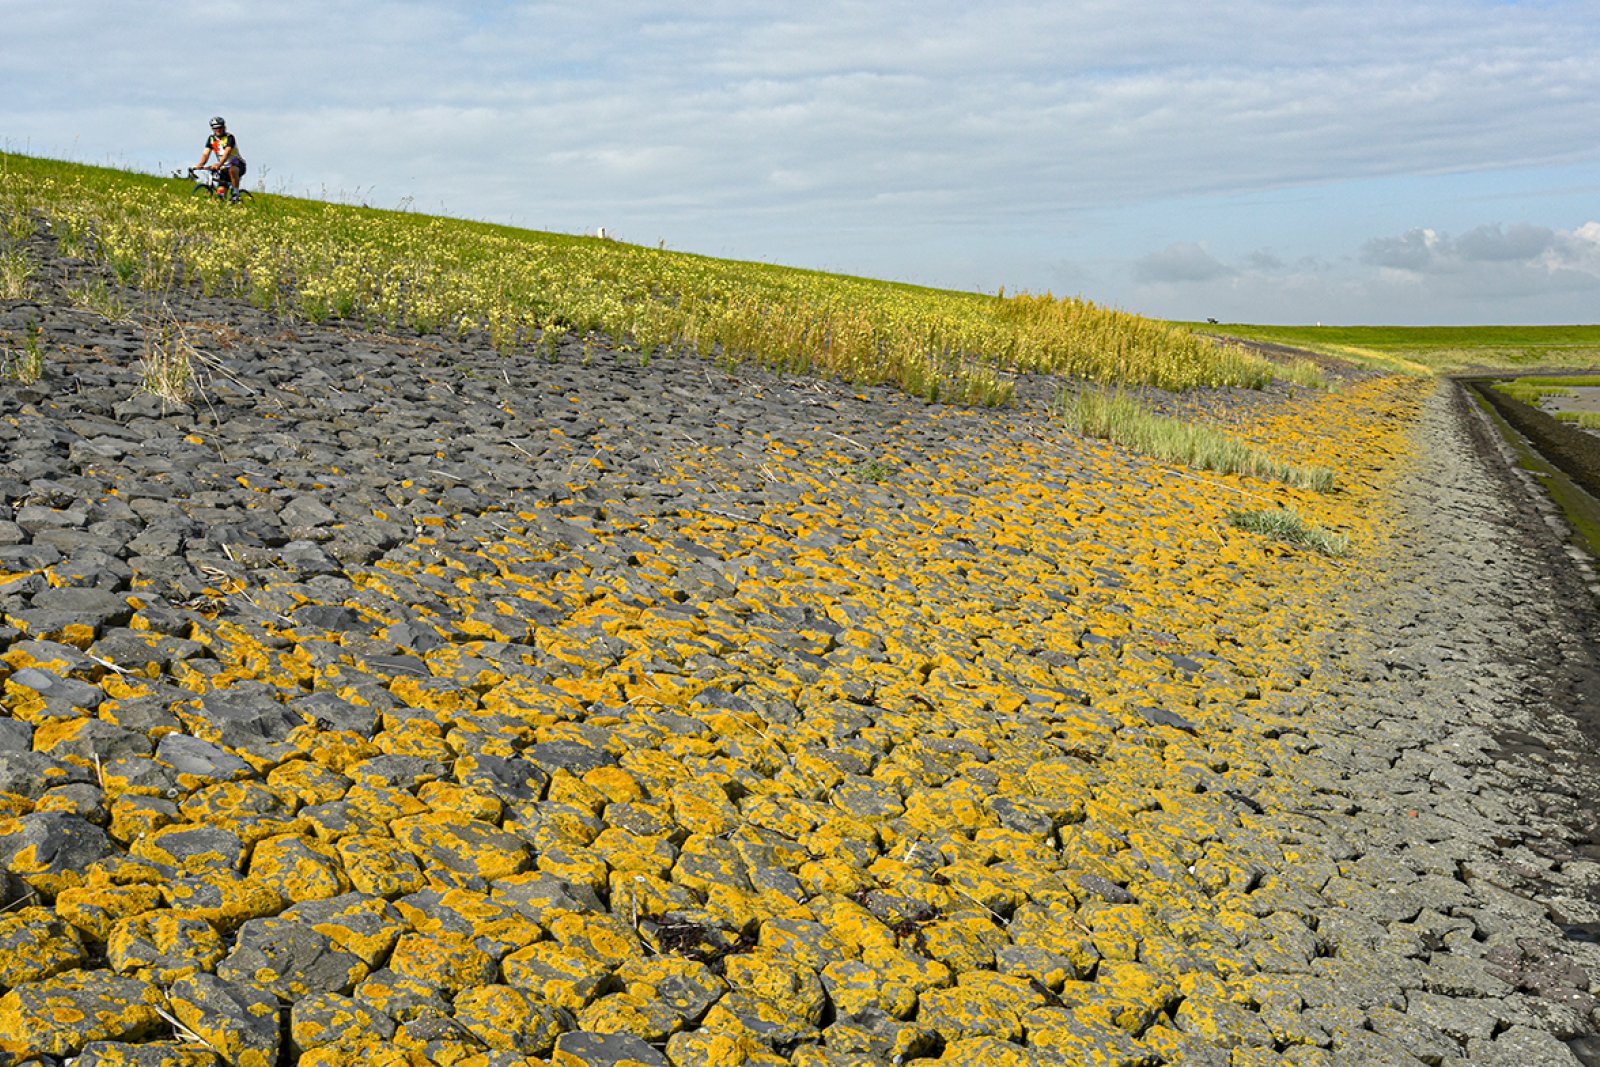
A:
[1492, 373, 1600, 407]
[1, 321, 43, 384]
[1227, 507, 1350, 557]
[1060, 386, 1335, 491]
[1556, 412, 1600, 429]
[1182, 323, 1600, 376]
[0, 152, 1301, 405]
[1494, 381, 1575, 404]
[0, 243, 32, 299]
[64, 278, 134, 322]
[1506, 374, 1600, 388]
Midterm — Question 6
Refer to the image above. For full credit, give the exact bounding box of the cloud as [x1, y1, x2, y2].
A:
[1134, 242, 1235, 283]
[1360, 222, 1600, 279]
[1137, 219, 1600, 324]
[6, 1, 1600, 319]
[1360, 229, 1441, 271]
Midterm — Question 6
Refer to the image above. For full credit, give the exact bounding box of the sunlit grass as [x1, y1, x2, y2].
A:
[1227, 507, 1350, 556]
[1556, 412, 1600, 429]
[64, 277, 134, 322]
[1185, 322, 1600, 376]
[1, 152, 1302, 405]
[0, 243, 32, 299]
[140, 313, 196, 404]
[1059, 386, 1335, 490]
[1, 321, 43, 384]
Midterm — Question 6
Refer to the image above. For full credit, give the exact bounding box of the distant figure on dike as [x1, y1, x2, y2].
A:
[195, 116, 247, 201]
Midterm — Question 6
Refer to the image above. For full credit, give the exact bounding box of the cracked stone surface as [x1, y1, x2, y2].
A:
[3, 223, 1600, 1065]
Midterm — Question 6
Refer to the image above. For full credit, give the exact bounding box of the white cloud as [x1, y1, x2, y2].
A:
[1135, 219, 1600, 324]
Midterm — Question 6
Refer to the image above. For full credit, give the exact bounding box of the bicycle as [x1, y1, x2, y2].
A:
[180, 166, 254, 204]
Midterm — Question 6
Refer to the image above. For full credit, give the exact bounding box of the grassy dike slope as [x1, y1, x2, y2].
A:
[1188, 322, 1600, 376]
[3, 161, 1598, 1064]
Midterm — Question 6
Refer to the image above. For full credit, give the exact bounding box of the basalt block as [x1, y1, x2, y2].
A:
[552, 1029, 672, 1067]
[0, 810, 116, 896]
[74, 1040, 223, 1067]
[166, 972, 282, 1067]
[105, 911, 226, 983]
[451, 983, 567, 1055]
[154, 733, 253, 790]
[501, 940, 616, 1013]
[389, 810, 533, 882]
[216, 916, 369, 999]
[386, 930, 497, 996]
[0, 969, 164, 1057]
[250, 832, 352, 901]
[289, 991, 399, 1054]
[0, 905, 88, 986]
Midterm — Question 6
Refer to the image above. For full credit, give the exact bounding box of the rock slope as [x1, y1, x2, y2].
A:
[1, 238, 1599, 1066]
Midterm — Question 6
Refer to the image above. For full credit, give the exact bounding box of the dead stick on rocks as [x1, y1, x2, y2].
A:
[151, 1005, 220, 1052]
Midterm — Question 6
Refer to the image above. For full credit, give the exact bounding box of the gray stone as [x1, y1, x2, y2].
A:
[522, 739, 617, 775]
[291, 690, 381, 736]
[36, 717, 152, 764]
[490, 871, 604, 922]
[166, 973, 281, 1067]
[7, 666, 103, 714]
[456, 752, 553, 803]
[154, 733, 253, 784]
[294, 603, 368, 632]
[216, 917, 367, 999]
[346, 753, 447, 789]
[75, 1040, 226, 1067]
[189, 680, 308, 760]
[1470, 1025, 1585, 1066]
[0, 717, 32, 751]
[0, 969, 164, 1056]
[0, 750, 93, 798]
[25, 585, 132, 634]
[0, 811, 116, 891]
[552, 1030, 670, 1067]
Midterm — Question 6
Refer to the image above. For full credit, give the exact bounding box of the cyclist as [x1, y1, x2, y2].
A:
[196, 117, 246, 201]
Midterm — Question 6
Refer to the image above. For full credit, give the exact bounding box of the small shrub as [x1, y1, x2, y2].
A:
[850, 458, 895, 483]
[1228, 507, 1350, 556]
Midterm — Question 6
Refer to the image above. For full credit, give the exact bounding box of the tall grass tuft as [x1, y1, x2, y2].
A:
[65, 278, 133, 322]
[1228, 507, 1350, 556]
[2, 321, 43, 384]
[0, 243, 32, 299]
[141, 313, 196, 404]
[1060, 386, 1335, 490]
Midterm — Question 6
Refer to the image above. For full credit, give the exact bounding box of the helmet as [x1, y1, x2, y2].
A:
[210, 116, 226, 128]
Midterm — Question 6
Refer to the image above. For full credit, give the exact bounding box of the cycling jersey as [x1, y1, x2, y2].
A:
[205, 132, 246, 176]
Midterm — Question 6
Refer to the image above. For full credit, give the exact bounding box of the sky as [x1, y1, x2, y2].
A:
[4, 0, 1599, 325]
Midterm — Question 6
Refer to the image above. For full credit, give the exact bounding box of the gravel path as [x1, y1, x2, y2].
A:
[1, 235, 1599, 1065]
